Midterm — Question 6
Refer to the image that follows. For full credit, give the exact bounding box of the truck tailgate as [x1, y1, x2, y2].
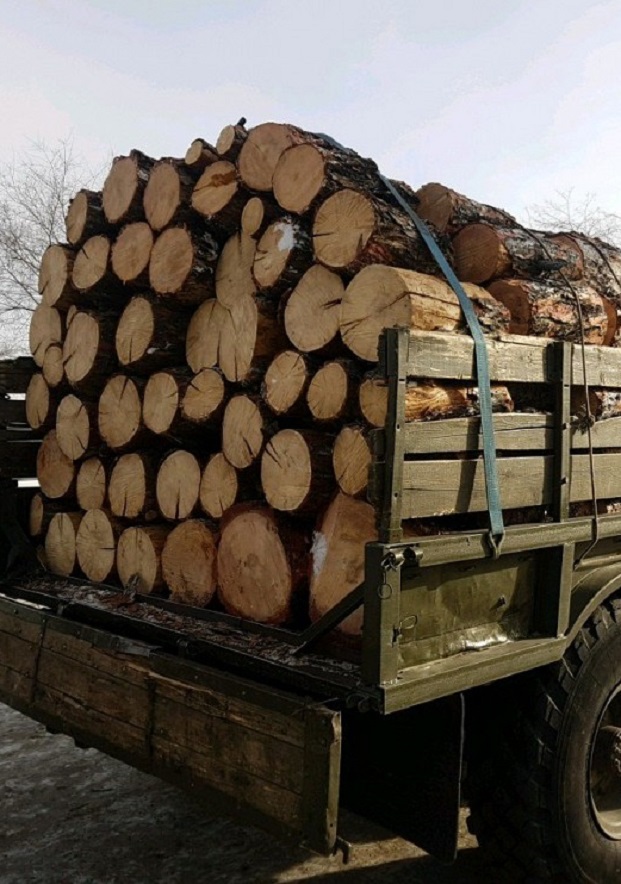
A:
[0, 594, 342, 854]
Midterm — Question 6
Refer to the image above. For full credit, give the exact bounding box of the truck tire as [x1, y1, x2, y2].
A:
[466, 597, 621, 883]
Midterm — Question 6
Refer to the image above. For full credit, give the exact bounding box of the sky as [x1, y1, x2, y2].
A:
[1, 0, 621, 220]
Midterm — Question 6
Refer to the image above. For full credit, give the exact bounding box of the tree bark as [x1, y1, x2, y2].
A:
[161, 519, 217, 606]
[191, 160, 247, 234]
[117, 524, 171, 593]
[283, 264, 345, 354]
[237, 123, 300, 192]
[555, 233, 621, 307]
[340, 265, 510, 362]
[102, 150, 155, 224]
[414, 183, 516, 235]
[309, 492, 377, 636]
[56, 394, 99, 460]
[36, 430, 75, 499]
[65, 189, 115, 246]
[453, 223, 584, 284]
[63, 310, 117, 395]
[115, 296, 188, 374]
[38, 244, 77, 310]
[110, 222, 154, 286]
[98, 375, 145, 450]
[76, 508, 122, 582]
[261, 429, 334, 514]
[487, 278, 613, 344]
[216, 123, 248, 160]
[29, 304, 63, 367]
[44, 511, 82, 577]
[143, 159, 195, 230]
[403, 382, 513, 421]
[214, 231, 256, 309]
[216, 505, 310, 624]
[149, 227, 220, 305]
[76, 456, 107, 511]
[332, 425, 372, 497]
[253, 218, 312, 296]
[25, 373, 56, 431]
[109, 452, 158, 520]
[155, 449, 201, 520]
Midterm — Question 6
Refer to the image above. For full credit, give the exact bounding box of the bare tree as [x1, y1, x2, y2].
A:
[526, 188, 621, 246]
[0, 139, 95, 355]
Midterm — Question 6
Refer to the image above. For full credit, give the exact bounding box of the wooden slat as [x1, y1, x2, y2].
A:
[406, 331, 621, 387]
[401, 451, 621, 518]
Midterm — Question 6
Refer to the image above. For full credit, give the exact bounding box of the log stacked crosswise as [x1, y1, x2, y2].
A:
[28, 120, 621, 642]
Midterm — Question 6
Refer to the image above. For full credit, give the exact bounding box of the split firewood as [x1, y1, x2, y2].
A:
[110, 222, 154, 286]
[340, 266, 510, 362]
[414, 183, 515, 235]
[98, 375, 144, 450]
[108, 452, 158, 520]
[115, 296, 187, 374]
[155, 449, 201, 520]
[309, 492, 378, 636]
[261, 429, 334, 514]
[217, 505, 309, 624]
[36, 430, 75, 499]
[29, 303, 63, 367]
[26, 373, 56, 431]
[332, 426, 372, 497]
[76, 509, 122, 582]
[56, 394, 98, 460]
[143, 159, 195, 230]
[76, 457, 107, 511]
[253, 217, 312, 295]
[65, 189, 115, 246]
[215, 123, 248, 161]
[102, 150, 155, 224]
[38, 244, 77, 310]
[161, 519, 217, 605]
[184, 138, 218, 172]
[453, 224, 584, 285]
[191, 160, 247, 233]
[117, 524, 171, 593]
[149, 226, 220, 305]
[283, 264, 345, 354]
[44, 512, 82, 577]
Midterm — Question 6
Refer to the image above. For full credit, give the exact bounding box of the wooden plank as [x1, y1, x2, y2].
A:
[0, 607, 45, 644]
[406, 330, 621, 387]
[405, 413, 552, 455]
[402, 451, 621, 518]
[0, 630, 38, 677]
[153, 693, 305, 794]
[43, 628, 151, 689]
[0, 661, 34, 704]
[378, 327, 408, 543]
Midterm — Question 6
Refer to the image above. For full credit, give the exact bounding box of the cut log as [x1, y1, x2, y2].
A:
[76, 509, 121, 582]
[191, 161, 246, 233]
[487, 279, 612, 344]
[415, 183, 516, 235]
[72, 235, 119, 293]
[180, 368, 226, 426]
[56, 394, 98, 460]
[359, 376, 388, 428]
[214, 231, 256, 308]
[332, 426, 372, 497]
[29, 303, 63, 367]
[216, 123, 248, 160]
[240, 196, 281, 238]
[312, 189, 441, 275]
[404, 383, 513, 421]
[42, 343, 64, 388]
[115, 296, 187, 374]
[253, 218, 312, 295]
[263, 350, 310, 416]
[222, 395, 267, 469]
[76, 456, 107, 511]
[29, 493, 67, 538]
[283, 264, 344, 354]
[216, 506, 309, 624]
[340, 265, 510, 362]
[143, 159, 195, 230]
[309, 493, 377, 636]
[156, 449, 201, 520]
[44, 512, 82, 577]
[36, 430, 75, 499]
[161, 519, 217, 606]
[555, 234, 621, 306]
[453, 223, 584, 285]
[185, 299, 228, 373]
[149, 227, 220, 305]
[110, 222, 154, 285]
[38, 244, 77, 309]
[109, 452, 157, 520]
[184, 138, 218, 172]
[102, 150, 154, 224]
[307, 360, 356, 422]
[117, 524, 171, 593]
[261, 429, 334, 514]
[199, 452, 239, 519]
[98, 375, 144, 450]
[237, 123, 298, 191]
[63, 310, 116, 394]
[25, 373, 55, 431]
[66, 189, 114, 246]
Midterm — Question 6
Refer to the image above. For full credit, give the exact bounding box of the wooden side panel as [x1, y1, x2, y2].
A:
[0, 598, 341, 853]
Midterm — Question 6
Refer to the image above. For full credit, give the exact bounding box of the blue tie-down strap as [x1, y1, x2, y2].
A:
[379, 174, 505, 556]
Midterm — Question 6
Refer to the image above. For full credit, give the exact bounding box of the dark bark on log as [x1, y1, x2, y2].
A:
[149, 227, 220, 305]
[102, 150, 155, 224]
[63, 310, 117, 396]
[184, 138, 219, 172]
[38, 244, 78, 310]
[216, 124, 248, 161]
[66, 190, 116, 246]
[115, 296, 188, 375]
[191, 161, 248, 235]
[415, 182, 516, 235]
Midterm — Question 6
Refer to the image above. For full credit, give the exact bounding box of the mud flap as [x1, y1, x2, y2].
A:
[340, 693, 465, 862]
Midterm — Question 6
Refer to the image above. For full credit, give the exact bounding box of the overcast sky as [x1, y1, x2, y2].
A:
[1, 0, 620, 219]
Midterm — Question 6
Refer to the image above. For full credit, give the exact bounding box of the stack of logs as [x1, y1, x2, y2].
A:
[26, 121, 621, 638]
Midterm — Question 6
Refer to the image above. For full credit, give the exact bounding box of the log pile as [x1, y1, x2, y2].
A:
[27, 121, 621, 642]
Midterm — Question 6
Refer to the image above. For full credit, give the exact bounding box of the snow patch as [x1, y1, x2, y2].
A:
[311, 530, 328, 578]
[275, 221, 295, 252]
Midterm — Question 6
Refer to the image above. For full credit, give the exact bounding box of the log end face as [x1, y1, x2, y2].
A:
[313, 189, 375, 269]
[237, 122, 296, 191]
[273, 143, 325, 214]
[261, 429, 311, 512]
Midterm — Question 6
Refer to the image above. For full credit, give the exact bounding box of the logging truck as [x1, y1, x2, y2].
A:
[3, 324, 621, 883]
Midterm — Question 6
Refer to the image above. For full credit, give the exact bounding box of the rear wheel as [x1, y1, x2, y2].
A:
[466, 597, 621, 883]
